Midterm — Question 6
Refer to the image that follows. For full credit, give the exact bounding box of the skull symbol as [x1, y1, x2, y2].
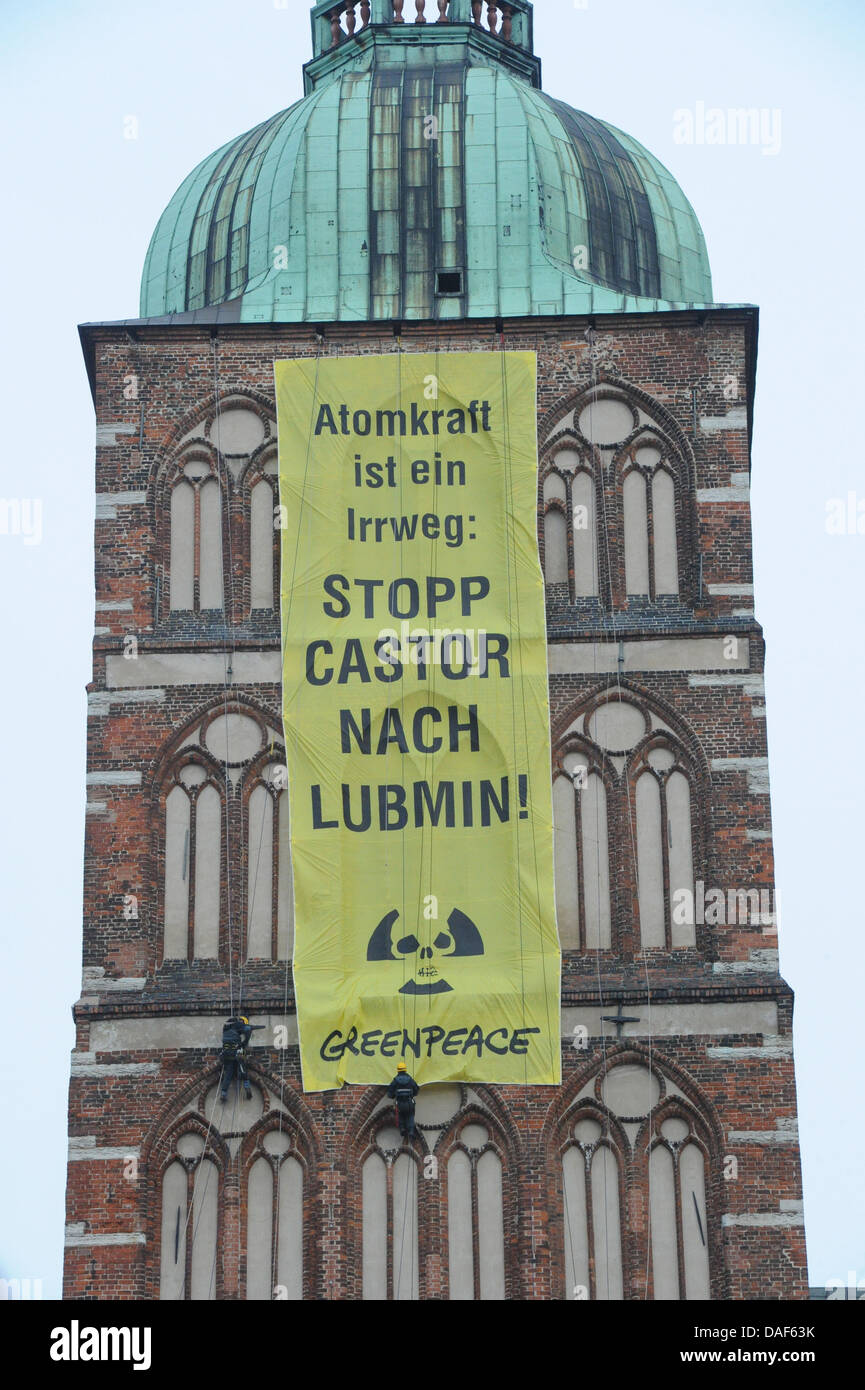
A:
[367, 907, 484, 995]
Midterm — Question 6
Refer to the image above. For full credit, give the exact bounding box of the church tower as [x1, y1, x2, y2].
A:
[66, 0, 807, 1300]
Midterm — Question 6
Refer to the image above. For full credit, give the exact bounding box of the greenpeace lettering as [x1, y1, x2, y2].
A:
[320, 1025, 542, 1062]
[276, 352, 560, 1091]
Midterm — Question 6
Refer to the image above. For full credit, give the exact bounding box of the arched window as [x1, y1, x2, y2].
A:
[168, 459, 224, 612]
[361, 1129, 419, 1301]
[158, 707, 288, 968]
[542, 473, 568, 585]
[562, 1116, 624, 1300]
[557, 1058, 717, 1301]
[622, 445, 680, 600]
[163, 763, 223, 961]
[541, 451, 599, 598]
[153, 1080, 314, 1302]
[649, 1114, 711, 1300]
[246, 1132, 303, 1300]
[541, 389, 696, 609]
[652, 468, 679, 595]
[246, 761, 294, 962]
[553, 694, 702, 956]
[357, 1092, 511, 1301]
[632, 745, 695, 950]
[248, 456, 279, 613]
[553, 752, 611, 951]
[159, 1133, 220, 1300]
[446, 1121, 505, 1301]
[623, 468, 650, 595]
[571, 468, 598, 597]
[157, 401, 276, 624]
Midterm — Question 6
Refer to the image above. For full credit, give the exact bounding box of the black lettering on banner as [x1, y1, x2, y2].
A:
[378, 785, 407, 831]
[322, 573, 350, 617]
[481, 633, 509, 677]
[315, 399, 493, 437]
[310, 776, 525, 831]
[449, 705, 479, 752]
[374, 636, 403, 683]
[341, 785, 370, 832]
[413, 706, 442, 753]
[318, 1026, 542, 1062]
[340, 708, 371, 753]
[413, 781, 455, 827]
[339, 706, 478, 757]
[318, 574, 492, 622]
[306, 640, 332, 685]
[360, 1030, 382, 1057]
[485, 1028, 509, 1055]
[442, 1028, 468, 1056]
[378, 709, 409, 754]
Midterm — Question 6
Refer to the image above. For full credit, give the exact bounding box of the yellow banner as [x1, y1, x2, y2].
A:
[276, 352, 560, 1091]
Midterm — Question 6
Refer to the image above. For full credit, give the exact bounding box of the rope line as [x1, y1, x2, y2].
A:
[272, 333, 325, 1299]
[582, 327, 655, 1300]
[211, 338, 238, 1020]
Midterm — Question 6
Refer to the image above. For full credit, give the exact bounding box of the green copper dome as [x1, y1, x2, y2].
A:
[141, 2, 713, 323]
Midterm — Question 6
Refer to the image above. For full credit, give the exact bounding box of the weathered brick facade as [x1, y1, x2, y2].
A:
[64, 311, 807, 1300]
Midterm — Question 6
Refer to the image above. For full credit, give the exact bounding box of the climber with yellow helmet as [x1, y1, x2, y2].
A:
[387, 1061, 419, 1140]
[220, 1015, 263, 1103]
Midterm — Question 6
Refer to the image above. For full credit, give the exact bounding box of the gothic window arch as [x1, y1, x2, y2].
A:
[561, 1110, 625, 1301]
[165, 450, 226, 614]
[244, 754, 294, 963]
[552, 741, 612, 951]
[354, 1088, 514, 1301]
[620, 436, 682, 600]
[552, 691, 705, 956]
[155, 703, 291, 968]
[542, 469, 568, 586]
[647, 1106, 711, 1300]
[554, 1055, 718, 1301]
[152, 1074, 318, 1301]
[629, 737, 697, 950]
[539, 385, 697, 609]
[158, 1125, 224, 1301]
[360, 1121, 420, 1301]
[162, 756, 224, 962]
[540, 444, 599, 599]
[243, 1121, 305, 1300]
[244, 449, 280, 614]
[443, 1116, 506, 1301]
[153, 396, 276, 625]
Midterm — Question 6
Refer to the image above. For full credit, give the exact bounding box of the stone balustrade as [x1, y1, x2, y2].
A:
[312, 0, 530, 54]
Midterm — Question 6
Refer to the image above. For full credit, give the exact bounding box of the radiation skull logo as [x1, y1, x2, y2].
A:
[366, 907, 485, 995]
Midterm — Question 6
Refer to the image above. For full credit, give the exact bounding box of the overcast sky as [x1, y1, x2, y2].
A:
[0, 0, 862, 1299]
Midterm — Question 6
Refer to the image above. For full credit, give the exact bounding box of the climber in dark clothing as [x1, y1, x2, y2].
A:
[387, 1062, 419, 1139]
[220, 1016, 263, 1102]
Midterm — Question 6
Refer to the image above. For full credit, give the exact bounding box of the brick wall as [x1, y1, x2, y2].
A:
[64, 309, 808, 1299]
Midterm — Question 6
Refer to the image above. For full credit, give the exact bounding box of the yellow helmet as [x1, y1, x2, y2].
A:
[239, 1016, 249, 1025]
[397, 1062, 407, 1072]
